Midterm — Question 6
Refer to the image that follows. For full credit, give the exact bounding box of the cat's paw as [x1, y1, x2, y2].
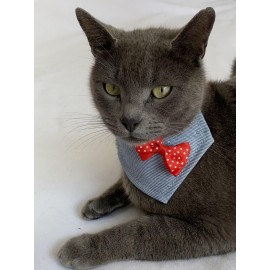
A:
[58, 234, 98, 269]
[81, 199, 107, 220]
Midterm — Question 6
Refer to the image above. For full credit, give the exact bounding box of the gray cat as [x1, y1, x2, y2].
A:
[58, 7, 236, 269]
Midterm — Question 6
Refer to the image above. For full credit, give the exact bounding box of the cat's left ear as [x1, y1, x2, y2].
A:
[171, 7, 215, 64]
[75, 8, 117, 57]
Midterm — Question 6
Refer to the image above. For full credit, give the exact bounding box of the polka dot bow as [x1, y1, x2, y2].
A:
[136, 138, 191, 177]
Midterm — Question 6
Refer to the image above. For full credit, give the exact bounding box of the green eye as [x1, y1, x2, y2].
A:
[103, 83, 121, 96]
[152, 86, 172, 99]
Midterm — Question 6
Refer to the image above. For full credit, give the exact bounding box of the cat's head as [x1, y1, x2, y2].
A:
[75, 8, 215, 145]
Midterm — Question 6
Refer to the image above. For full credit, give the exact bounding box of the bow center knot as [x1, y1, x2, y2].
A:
[135, 137, 191, 177]
[151, 139, 166, 155]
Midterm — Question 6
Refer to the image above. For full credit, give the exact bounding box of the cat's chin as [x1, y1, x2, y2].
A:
[120, 135, 149, 146]
[120, 133, 175, 146]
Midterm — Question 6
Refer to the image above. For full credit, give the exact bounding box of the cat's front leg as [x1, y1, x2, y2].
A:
[58, 214, 235, 269]
[81, 178, 129, 220]
[58, 225, 133, 269]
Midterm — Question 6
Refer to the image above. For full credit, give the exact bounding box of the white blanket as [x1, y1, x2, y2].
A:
[35, 0, 236, 269]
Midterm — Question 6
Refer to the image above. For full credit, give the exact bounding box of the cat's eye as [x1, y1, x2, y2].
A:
[103, 83, 121, 96]
[152, 86, 172, 99]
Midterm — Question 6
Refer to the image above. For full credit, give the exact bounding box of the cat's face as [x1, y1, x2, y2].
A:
[76, 8, 215, 145]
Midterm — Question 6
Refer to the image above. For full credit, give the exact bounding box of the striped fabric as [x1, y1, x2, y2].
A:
[116, 113, 214, 204]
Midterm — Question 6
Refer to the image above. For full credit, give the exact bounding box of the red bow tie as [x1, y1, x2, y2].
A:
[136, 138, 191, 177]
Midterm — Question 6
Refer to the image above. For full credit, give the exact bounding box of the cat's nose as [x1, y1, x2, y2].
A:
[121, 117, 141, 132]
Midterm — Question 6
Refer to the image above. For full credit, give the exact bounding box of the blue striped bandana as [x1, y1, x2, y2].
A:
[116, 113, 214, 204]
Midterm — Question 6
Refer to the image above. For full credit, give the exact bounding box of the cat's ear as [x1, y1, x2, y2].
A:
[171, 7, 215, 64]
[75, 8, 116, 57]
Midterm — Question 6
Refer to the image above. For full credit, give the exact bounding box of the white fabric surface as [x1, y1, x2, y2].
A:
[35, 0, 236, 269]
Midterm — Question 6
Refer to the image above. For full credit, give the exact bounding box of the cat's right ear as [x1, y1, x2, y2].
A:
[75, 8, 116, 57]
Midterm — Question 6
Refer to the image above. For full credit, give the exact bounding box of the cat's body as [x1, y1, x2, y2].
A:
[58, 7, 235, 269]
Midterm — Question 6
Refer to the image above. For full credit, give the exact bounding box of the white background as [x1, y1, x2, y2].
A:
[34, 0, 235, 269]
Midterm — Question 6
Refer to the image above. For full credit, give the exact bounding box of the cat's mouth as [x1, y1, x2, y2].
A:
[122, 135, 149, 146]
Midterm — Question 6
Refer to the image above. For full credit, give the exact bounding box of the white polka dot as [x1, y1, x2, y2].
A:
[167, 159, 169, 161]
[177, 151, 179, 154]
[168, 150, 171, 152]
[186, 149, 189, 152]
[183, 152, 186, 155]
[138, 150, 140, 152]
[144, 150, 146, 152]
[181, 162, 184, 165]
[176, 162, 179, 164]
[146, 146, 149, 148]
[175, 166, 177, 168]
[172, 170, 174, 172]
[180, 148, 182, 150]
[157, 140, 159, 143]
[166, 153, 168, 155]
[156, 147, 159, 150]
[172, 161, 174, 163]
[169, 165, 172, 167]
[178, 157, 181, 159]
[150, 149, 152, 152]
[174, 147, 176, 149]
[140, 146, 142, 148]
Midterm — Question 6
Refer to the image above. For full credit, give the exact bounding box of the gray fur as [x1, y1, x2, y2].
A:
[58, 7, 235, 269]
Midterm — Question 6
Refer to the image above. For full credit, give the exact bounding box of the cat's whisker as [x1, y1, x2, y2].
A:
[61, 121, 105, 128]
[63, 120, 105, 128]
[62, 119, 105, 128]
[103, 125, 119, 133]
[50, 116, 100, 121]
[81, 130, 113, 150]
[66, 128, 110, 152]
[61, 123, 106, 137]
[64, 112, 101, 118]
[58, 118, 104, 124]
[65, 111, 100, 116]
[57, 114, 104, 126]
[75, 129, 111, 151]
[99, 132, 113, 145]
[104, 122, 118, 129]
[63, 124, 107, 141]
[59, 112, 108, 143]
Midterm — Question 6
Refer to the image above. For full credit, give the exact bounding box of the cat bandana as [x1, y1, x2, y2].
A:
[116, 113, 214, 204]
